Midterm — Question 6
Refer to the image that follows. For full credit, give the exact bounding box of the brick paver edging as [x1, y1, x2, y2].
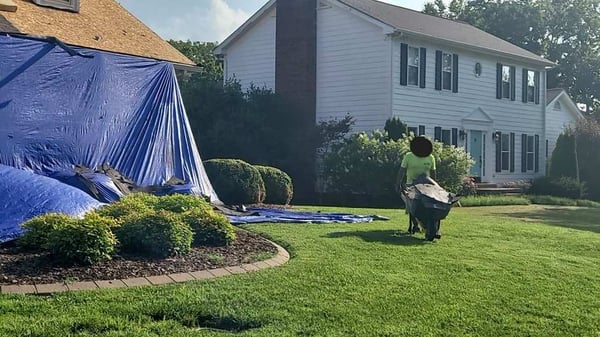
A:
[0, 239, 290, 295]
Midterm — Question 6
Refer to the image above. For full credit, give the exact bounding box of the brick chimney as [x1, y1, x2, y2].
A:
[275, 0, 318, 201]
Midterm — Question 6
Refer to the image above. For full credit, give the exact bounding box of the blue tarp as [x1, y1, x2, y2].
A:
[0, 34, 220, 242]
[227, 207, 389, 224]
[0, 165, 103, 243]
[0, 34, 218, 201]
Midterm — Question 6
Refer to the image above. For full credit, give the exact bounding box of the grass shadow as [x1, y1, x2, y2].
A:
[493, 207, 600, 234]
[325, 230, 428, 246]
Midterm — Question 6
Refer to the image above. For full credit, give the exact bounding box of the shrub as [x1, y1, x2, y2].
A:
[181, 209, 236, 246]
[255, 165, 293, 205]
[529, 176, 585, 199]
[154, 194, 213, 213]
[321, 132, 474, 202]
[322, 130, 405, 197]
[203, 159, 266, 205]
[384, 117, 408, 141]
[19, 213, 75, 251]
[46, 212, 116, 265]
[96, 193, 158, 222]
[458, 176, 478, 196]
[115, 210, 193, 258]
[549, 131, 577, 179]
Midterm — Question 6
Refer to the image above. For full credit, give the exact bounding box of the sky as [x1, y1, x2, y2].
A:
[118, 0, 427, 43]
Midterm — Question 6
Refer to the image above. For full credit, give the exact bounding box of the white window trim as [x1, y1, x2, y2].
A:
[554, 101, 562, 110]
[527, 70, 536, 103]
[526, 135, 535, 171]
[442, 52, 453, 91]
[502, 65, 511, 99]
[407, 46, 420, 87]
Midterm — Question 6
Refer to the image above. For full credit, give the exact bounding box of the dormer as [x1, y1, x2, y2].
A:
[32, 0, 79, 13]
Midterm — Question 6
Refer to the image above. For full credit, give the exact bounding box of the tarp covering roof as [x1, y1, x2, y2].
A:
[0, 34, 220, 242]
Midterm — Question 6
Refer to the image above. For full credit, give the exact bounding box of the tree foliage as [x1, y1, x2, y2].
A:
[168, 40, 223, 81]
[423, 0, 600, 115]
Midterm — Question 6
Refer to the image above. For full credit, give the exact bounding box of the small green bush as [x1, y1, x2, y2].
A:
[460, 196, 531, 207]
[115, 210, 193, 258]
[527, 195, 577, 206]
[576, 199, 600, 208]
[529, 176, 585, 199]
[154, 194, 213, 213]
[19, 213, 75, 250]
[181, 209, 236, 246]
[46, 212, 116, 265]
[203, 159, 266, 205]
[384, 117, 408, 141]
[255, 165, 293, 205]
[96, 193, 159, 222]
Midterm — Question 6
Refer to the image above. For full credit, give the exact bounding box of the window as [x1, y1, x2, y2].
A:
[527, 71, 535, 102]
[521, 134, 539, 172]
[442, 53, 452, 90]
[526, 135, 535, 171]
[418, 125, 426, 136]
[442, 129, 451, 145]
[501, 133, 510, 171]
[408, 126, 418, 135]
[408, 47, 420, 86]
[502, 66, 511, 99]
[554, 101, 562, 110]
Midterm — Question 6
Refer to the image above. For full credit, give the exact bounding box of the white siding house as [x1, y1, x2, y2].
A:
[214, 0, 558, 184]
[545, 89, 584, 159]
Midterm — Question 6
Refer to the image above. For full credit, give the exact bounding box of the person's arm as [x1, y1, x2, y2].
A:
[431, 155, 437, 180]
[431, 169, 437, 180]
[396, 167, 406, 192]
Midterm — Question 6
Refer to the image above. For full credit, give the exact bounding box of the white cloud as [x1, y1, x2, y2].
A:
[151, 0, 249, 42]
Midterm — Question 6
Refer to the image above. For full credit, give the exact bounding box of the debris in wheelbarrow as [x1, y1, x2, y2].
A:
[400, 174, 461, 241]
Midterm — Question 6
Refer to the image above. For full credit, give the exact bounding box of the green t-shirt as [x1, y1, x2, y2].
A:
[401, 152, 436, 184]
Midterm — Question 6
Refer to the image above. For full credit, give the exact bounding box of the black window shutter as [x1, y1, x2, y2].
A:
[419, 47, 426, 88]
[452, 128, 458, 146]
[434, 127, 442, 141]
[522, 68, 528, 103]
[418, 125, 425, 136]
[521, 134, 527, 172]
[400, 43, 408, 86]
[435, 51, 442, 91]
[495, 132, 502, 172]
[510, 66, 516, 101]
[535, 135, 540, 172]
[510, 133, 515, 172]
[534, 71, 540, 105]
[496, 63, 503, 99]
[452, 54, 459, 93]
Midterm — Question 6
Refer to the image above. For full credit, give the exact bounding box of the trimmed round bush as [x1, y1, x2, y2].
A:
[255, 165, 293, 205]
[96, 193, 159, 223]
[46, 212, 116, 265]
[154, 193, 213, 213]
[19, 213, 75, 251]
[529, 176, 585, 199]
[181, 209, 236, 246]
[203, 159, 265, 205]
[115, 210, 193, 258]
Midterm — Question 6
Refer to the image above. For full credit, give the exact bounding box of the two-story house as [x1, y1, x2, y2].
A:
[215, 0, 560, 184]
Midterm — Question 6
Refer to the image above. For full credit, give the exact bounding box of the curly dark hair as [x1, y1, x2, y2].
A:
[410, 136, 433, 158]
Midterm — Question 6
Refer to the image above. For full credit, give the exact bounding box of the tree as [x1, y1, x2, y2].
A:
[168, 40, 223, 81]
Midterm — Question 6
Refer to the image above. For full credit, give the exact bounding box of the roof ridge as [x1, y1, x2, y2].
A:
[369, 0, 475, 28]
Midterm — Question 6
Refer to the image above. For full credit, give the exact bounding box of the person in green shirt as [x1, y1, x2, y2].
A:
[395, 136, 440, 237]
[395, 136, 437, 190]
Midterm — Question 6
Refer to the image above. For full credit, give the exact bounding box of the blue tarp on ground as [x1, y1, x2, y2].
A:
[0, 34, 220, 242]
[227, 207, 389, 224]
[0, 34, 218, 201]
[0, 165, 103, 243]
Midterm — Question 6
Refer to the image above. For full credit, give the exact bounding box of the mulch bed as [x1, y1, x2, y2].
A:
[0, 230, 278, 285]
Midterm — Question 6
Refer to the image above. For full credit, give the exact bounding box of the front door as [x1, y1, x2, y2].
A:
[469, 130, 483, 179]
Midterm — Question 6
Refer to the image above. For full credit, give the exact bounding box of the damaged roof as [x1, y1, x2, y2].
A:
[0, 0, 194, 65]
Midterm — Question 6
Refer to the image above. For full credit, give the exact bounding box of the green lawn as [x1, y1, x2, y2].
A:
[2, 205, 600, 336]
